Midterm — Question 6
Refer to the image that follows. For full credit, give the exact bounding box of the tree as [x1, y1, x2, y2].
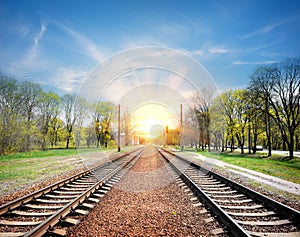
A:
[219, 89, 250, 154]
[20, 81, 42, 151]
[184, 113, 200, 149]
[249, 58, 300, 159]
[0, 75, 23, 155]
[122, 110, 134, 146]
[85, 122, 96, 147]
[48, 117, 64, 148]
[61, 94, 85, 149]
[210, 95, 226, 151]
[37, 92, 60, 150]
[220, 90, 237, 152]
[232, 89, 249, 154]
[249, 66, 275, 156]
[190, 88, 215, 151]
[270, 58, 300, 159]
[73, 97, 89, 148]
[244, 89, 265, 154]
[92, 101, 115, 148]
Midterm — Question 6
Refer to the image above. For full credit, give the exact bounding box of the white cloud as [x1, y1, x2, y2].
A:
[233, 60, 276, 65]
[183, 45, 231, 58]
[50, 66, 89, 93]
[7, 22, 49, 77]
[24, 21, 47, 65]
[209, 47, 229, 54]
[193, 50, 204, 55]
[182, 49, 204, 57]
[31, 22, 47, 57]
[241, 17, 296, 39]
[61, 25, 105, 62]
[22, 21, 48, 64]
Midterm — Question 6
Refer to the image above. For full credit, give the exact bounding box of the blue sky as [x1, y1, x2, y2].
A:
[1, 0, 300, 94]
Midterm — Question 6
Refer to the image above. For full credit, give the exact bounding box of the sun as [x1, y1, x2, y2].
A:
[132, 103, 178, 138]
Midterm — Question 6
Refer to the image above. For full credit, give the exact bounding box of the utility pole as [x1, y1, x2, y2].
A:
[118, 104, 120, 152]
[180, 103, 183, 151]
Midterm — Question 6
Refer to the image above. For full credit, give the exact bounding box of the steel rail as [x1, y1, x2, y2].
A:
[160, 148, 300, 226]
[158, 148, 251, 236]
[24, 148, 144, 237]
[0, 147, 143, 216]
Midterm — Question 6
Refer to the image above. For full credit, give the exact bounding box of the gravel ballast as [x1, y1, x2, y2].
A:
[67, 146, 226, 236]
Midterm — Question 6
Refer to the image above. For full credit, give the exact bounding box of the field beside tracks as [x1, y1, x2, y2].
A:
[197, 151, 300, 184]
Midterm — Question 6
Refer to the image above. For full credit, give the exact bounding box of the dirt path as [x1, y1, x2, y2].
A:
[190, 152, 300, 195]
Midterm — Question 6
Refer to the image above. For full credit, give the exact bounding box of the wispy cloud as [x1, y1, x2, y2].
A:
[8, 21, 49, 77]
[50, 66, 89, 93]
[61, 25, 105, 62]
[30, 22, 47, 59]
[241, 17, 296, 39]
[233, 60, 276, 65]
[187, 45, 232, 57]
[208, 46, 229, 54]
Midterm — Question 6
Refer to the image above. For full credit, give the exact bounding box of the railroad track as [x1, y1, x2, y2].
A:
[158, 148, 300, 237]
[0, 147, 144, 237]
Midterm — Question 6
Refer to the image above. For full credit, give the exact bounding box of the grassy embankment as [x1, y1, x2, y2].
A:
[0, 147, 114, 194]
[196, 150, 300, 184]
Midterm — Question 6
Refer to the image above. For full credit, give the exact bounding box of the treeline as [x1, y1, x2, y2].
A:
[185, 57, 300, 160]
[0, 73, 120, 155]
[1, 57, 299, 159]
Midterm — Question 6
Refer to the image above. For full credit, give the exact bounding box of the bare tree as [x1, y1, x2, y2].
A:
[249, 58, 300, 159]
[122, 110, 134, 146]
[270, 58, 300, 159]
[74, 97, 89, 148]
[249, 66, 275, 156]
[191, 88, 215, 151]
[244, 89, 265, 154]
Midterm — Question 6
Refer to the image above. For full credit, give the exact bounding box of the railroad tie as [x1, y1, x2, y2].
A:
[227, 211, 275, 217]
[0, 220, 42, 226]
[45, 194, 78, 199]
[25, 204, 64, 209]
[93, 193, 105, 198]
[247, 231, 300, 237]
[80, 203, 94, 209]
[50, 228, 67, 236]
[88, 197, 100, 203]
[74, 209, 89, 215]
[11, 210, 56, 216]
[192, 202, 203, 207]
[0, 232, 26, 237]
[235, 219, 291, 226]
[211, 228, 225, 235]
[101, 186, 111, 190]
[204, 217, 214, 223]
[63, 217, 80, 225]
[220, 204, 264, 210]
[53, 190, 83, 195]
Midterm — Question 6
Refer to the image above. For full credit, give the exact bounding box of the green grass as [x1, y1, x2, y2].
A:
[0, 147, 110, 161]
[197, 151, 300, 184]
[0, 146, 137, 195]
[0, 147, 113, 193]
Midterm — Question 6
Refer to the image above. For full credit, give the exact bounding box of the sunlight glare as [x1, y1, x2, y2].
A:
[132, 103, 178, 138]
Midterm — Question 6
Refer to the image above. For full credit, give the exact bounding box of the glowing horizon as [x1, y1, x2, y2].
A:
[132, 103, 179, 138]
